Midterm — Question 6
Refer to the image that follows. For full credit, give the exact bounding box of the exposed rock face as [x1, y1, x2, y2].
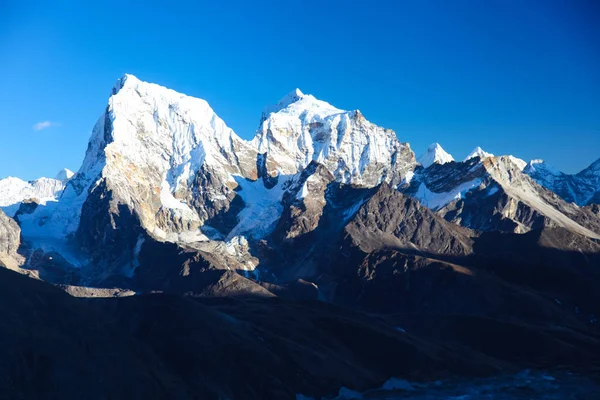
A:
[0, 210, 23, 270]
[0, 210, 20, 256]
[274, 161, 335, 242]
[402, 156, 600, 238]
[344, 183, 473, 256]
[525, 158, 600, 206]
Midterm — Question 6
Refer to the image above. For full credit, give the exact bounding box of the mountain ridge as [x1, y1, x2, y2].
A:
[1, 74, 598, 294]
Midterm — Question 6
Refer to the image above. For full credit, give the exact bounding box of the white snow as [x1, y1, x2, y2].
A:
[55, 168, 75, 181]
[0, 174, 68, 216]
[160, 181, 192, 212]
[414, 179, 483, 210]
[227, 174, 294, 240]
[464, 146, 494, 161]
[507, 156, 527, 171]
[18, 74, 256, 250]
[418, 143, 454, 168]
[296, 181, 309, 200]
[400, 171, 415, 187]
[253, 89, 414, 186]
[525, 159, 561, 176]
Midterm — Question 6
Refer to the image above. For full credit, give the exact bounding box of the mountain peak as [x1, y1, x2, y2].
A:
[55, 168, 74, 182]
[258, 89, 343, 129]
[524, 159, 562, 176]
[112, 73, 141, 95]
[288, 88, 304, 98]
[261, 88, 307, 118]
[464, 146, 494, 161]
[577, 157, 600, 177]
[418, 143, 454, 168]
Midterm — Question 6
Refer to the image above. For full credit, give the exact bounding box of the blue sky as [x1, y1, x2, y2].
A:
[1, 0, 598, 180]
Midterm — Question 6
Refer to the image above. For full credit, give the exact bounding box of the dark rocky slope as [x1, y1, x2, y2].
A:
[0, 266, 598, 399]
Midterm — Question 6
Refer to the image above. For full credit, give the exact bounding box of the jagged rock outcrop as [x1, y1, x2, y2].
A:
[0, 210, 24, 270]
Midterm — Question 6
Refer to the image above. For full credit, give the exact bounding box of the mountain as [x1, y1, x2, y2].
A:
[417, 143, 454, 168]
[55, 168, 74, 182]
[253, 88, 416, 186]
[0, 171, 70, 217]
[1, 74, 600, 397]
[401, 156, 600, 237]
[13, 75, 418, 284]
[0, 209, 23, 270]
[0, 264, 598, 399]
[6, 75, 598, 288]
[464, 146, 493, 161]
[525, 158, 600, 206]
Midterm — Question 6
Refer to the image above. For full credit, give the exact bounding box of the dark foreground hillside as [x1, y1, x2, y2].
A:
[0, 267, 599, 399]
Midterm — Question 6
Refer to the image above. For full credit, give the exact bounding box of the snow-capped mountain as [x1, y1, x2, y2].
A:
[253, 88, 416, 186]
[0, 172, 72, 217]
[464, 146, 494, 161]
[525, 158, 600, 206]
[2, 75, 600, 400]
[3, 74, 600, 291]
[402, 156, 600, 238]
[417, 143, 454, 168]
[55, 168, 74, 182]
[14, 75, 417, 280]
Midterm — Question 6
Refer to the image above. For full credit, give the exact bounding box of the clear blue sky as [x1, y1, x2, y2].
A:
[1, 0, 598, 180]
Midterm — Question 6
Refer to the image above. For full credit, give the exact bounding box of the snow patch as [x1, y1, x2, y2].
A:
[227, 174, 294, 240]
[414, 179, 483, 210]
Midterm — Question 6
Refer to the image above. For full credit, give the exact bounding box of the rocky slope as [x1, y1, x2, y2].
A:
[402, 156, 600, 237]
[0, 210, 23, 270]
[0, 265, 598, 399]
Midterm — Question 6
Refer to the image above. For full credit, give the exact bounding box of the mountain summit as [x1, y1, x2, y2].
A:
[418, 143, 454, 168]
[464, 146, 494, 161]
